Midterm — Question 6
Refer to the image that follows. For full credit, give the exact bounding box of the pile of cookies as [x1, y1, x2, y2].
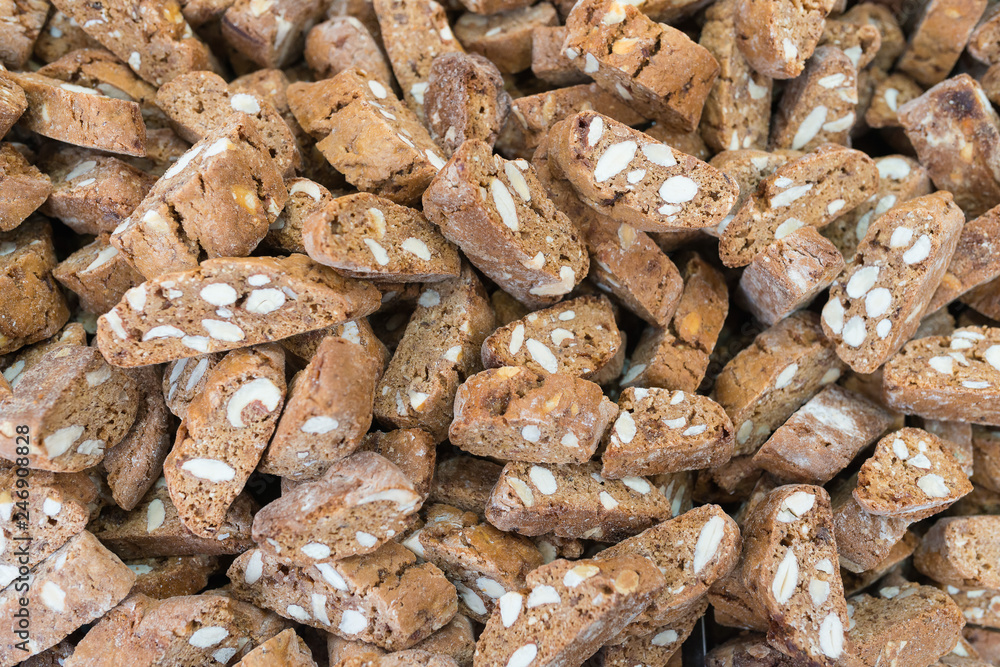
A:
[2, 0, 1000, 663]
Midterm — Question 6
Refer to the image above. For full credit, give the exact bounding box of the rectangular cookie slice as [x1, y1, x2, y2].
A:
[96, 254, 381, 367]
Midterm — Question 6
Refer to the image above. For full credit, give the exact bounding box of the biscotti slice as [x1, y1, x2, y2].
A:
[126, 554, 218, 599]
[921, 419, 976, 477]
[228, 541, 457, 650]
[621, 252, 729, 392]
[831, 478, 911, 574]
[373, 268, 494, 442]
[0, 531, 134, 664]
[480, 295, 620, 381]
[896, 0, 986, 87]
[357, 429, 435, 496]
[162, 353, 223, 420]
[821, 154, 932, 262]
[741, 485, 852, 665]
[53, 236, 144, 316]
[707, 149, 797, 237]
[848, 584, 967, 667]
[718, 144, 879, 267]
[422, 140, 588, 306]
[475, 556, 665, 667]
[96, 254, 381, 366]
[372, 0, 464, 122]
[714, 311, 846, 455]
[602, 388, 734, 479]
[49, 0, 213, 86]
[927, 205, 1000, 315]
[102, 365, 172, 511]
[154, 70, 301, 177]
[734, 0, 835, 79]
[914, 516, 1000, 589]
[39, 146, 155, 236]
[0, 466, 97, 584]
[0, 0, 46, 68]
[236, 628, 317, 666]
[221, 0, 326, 68]
[562, 0, 719, 131]
[485, 460, 672, 541]
[0, 70, 145, 156]
[821, 191, 965, 373]
[305, 17, 394, 85]
[428, 456, 503, 515]
[0, 143, 50, 231]
[0, 222, 70, 357]
[699, 0, 772, 153]
[752, 384, 894, 484]
[769, 46, 859, 152]
[737, 227, 845, 326]
[110, 115, 288, 279]
[424, 52, 511, 156]
[253, 451, 422, 564]
[162, 345, 284, 537]
[303, 192, 461, 283]
[496, 83, 647, 160]
[261, 336, 380, 480]
[67, 592, 287, 666]
[449, 366, 617, 464]
[548, 111, 737, 233]
[898, 75, 1000, 218]
[90, 478, 255, 558]
[417, 504, 543, 622]
[854, 427, 973, 521]
[597, 504, 740, 631]
[0, 77, 26, 138]
[0, 346, 138, 472]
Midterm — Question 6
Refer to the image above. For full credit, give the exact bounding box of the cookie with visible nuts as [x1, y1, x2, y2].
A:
[822, 192, 965, 374]
[96, 254, 381, 367]
[303, 192, 461, 283]
[485, 460, 672, 542]
[450, 366, 617, 464]
[548, 111, 739, 232]
[480, 295, 621, 381]
[602, 388, 734, 479]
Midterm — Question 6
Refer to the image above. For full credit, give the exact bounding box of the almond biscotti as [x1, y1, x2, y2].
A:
[548, 111, 738, 232]
[822, 192, 965, 373]
[163, 344, 285, 537]
[422, 139, 589, 306]
[373, 268, 494, 442]
[96, 254, 381, 367]
[883, 327, 1000, 425]
[485, 460, 673, 542]
[260, 336, 381, 481]
[228, 541, 457, 650]
[302, 192, 461, 283]
[474, 556, 666, 667]
[562, 0, 719, 132]
[449, 366, 617, 464]
[602, 388, 734, 479]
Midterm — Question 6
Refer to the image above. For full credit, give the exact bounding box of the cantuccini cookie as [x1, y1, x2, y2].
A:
[96, 254, 381, 367]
